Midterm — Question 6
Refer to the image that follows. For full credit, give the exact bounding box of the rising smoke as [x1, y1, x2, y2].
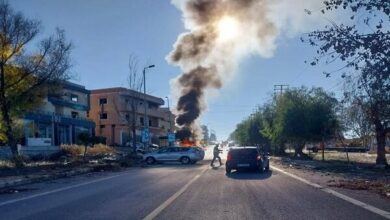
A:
[168, 0, 326, 139]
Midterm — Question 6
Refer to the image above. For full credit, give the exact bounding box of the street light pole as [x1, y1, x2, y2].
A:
[165, 96, 173, 147]
[165, 96, 172, 132]
[142, 64, 155, 148]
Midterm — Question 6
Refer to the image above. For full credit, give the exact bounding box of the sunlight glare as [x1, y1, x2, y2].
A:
[217, 16, 239, 42]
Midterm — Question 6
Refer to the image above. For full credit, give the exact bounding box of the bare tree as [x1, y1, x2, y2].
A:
[113, 55, 143, 153]
[0, 1, 72, 164]
[126, 56, 144, 153]
[304, 0, 389, 166]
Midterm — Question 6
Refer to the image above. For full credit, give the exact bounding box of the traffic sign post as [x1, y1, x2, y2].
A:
[168, 132, 175, 143]
[142, 128, 150, 143]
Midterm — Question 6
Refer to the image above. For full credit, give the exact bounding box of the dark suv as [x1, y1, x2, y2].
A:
[225, 146, 270, 174]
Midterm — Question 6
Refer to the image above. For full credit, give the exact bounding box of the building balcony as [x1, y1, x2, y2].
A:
[48, 96, 89, 111]
[24, 111, 95, 128]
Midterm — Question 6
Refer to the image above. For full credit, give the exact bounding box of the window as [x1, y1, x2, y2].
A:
[100, 125, 105, 128]
[100, 113, 108, 119]
[149, 119, 152, 127]
[125, 114, 130, 121]
[99, 98, 107, 105]
[71, 111, 79, 118]
[71, 94, 78, 102]
[140, 117, 144, 126]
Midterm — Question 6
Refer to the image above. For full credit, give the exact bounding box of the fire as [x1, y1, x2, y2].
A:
[180, 138, 195, 147]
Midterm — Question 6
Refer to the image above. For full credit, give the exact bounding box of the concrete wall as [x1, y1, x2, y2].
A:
[0, 145, 60, 159]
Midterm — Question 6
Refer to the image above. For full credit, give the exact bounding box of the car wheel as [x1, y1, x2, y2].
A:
[226, 167, 231, 174]
[180, 156, 190, 165]
[265, 161, 270, 171]
[258, 162, 264, 173]
[191, 160, 197, 164]
[146, 157, 156, 165]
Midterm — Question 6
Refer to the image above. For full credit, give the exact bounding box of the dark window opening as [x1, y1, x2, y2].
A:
[140, 117, 144, 126]
[99, 98, 107, 105]
[100, 113, 108, 119]
[71, 111, 79, 118]
[100, 125, 105, 128]
[149, 119, 152, 127]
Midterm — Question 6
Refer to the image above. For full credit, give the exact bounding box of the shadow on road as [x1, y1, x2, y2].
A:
[226, 170, 273, 180]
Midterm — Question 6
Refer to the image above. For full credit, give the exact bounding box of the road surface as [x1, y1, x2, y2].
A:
[0, 147, 388, 220]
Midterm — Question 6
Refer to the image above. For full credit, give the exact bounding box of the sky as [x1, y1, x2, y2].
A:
[10, 0, 344, 140]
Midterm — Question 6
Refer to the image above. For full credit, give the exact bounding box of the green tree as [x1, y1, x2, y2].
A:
[0, 1, 72, 163]
[231, 110, 269, 148]
[304, 0, 389, 166]
[261, 101, 286, 155]
[263, 87, 339, 157]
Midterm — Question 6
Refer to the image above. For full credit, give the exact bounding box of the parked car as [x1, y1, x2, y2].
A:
[136, 144, 159, 154]
[143, 146, 204, 165]
[191, 146, 205, 160]
[225, 146, 270, 174]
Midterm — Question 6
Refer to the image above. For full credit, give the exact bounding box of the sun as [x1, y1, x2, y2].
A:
[217, 16, 239, 42]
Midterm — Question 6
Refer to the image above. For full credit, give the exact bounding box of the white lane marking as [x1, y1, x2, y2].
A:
[0, 171, 132, 207]
[271, 165, 390, 219]
[143, 167, 209, 220]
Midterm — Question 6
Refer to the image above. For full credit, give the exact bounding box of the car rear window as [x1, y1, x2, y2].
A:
[230, 148, 258, 157]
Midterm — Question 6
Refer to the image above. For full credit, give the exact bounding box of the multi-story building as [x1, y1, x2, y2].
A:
[23, 81, 95, 146]
[89, 87, 173, 146]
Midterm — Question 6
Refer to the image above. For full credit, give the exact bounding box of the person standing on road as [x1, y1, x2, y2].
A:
[211, 144, 223, 166]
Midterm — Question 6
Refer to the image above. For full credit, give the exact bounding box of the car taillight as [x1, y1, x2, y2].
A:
[227, 153, 233, 161]
[256, 155, 262, 160]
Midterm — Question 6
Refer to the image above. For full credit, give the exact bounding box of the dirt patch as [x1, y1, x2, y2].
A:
[328, 179, 390, 198]
[271, 155, 390, 199]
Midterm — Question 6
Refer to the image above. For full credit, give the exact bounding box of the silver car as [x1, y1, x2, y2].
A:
[143, 147, 204, 165]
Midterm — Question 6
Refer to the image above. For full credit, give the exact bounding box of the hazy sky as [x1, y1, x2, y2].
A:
[11, 0, 343, 140]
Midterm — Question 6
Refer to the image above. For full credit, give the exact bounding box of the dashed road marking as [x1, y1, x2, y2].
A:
[271, 165, 390, 219]
[142, 166, 209, 220]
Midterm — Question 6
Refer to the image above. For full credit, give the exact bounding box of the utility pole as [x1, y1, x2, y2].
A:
[142, 65, 155, 149]
[274, 84, 289, 97]
[165, 96, 173, 147]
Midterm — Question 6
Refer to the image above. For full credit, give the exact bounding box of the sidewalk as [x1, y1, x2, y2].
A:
[271, 156, 390, 212]
[0, 162, 123, 190]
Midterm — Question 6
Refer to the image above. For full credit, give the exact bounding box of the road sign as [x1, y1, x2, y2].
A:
[142, 128, 150, 143]
[168, 133, 175, 143]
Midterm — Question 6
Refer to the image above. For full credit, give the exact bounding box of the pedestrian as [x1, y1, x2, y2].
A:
[211, 144, 223, 167]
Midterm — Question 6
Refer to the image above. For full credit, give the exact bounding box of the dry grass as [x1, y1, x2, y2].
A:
[328, 180, 390, 198]
[310, 151, 390, 164]
[60, 144, 116, 157]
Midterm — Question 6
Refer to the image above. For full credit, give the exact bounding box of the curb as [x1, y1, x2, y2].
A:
[0, 167, 94, 189]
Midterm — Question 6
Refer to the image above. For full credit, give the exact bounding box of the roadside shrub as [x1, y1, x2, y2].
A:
[60, 144, 116, 158]
[61, 144, 84, 157]
[11, 155, 29, 168]
[87, 144, 116, 156]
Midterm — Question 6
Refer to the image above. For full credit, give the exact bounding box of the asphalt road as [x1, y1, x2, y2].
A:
[0, 149, 387, 220]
